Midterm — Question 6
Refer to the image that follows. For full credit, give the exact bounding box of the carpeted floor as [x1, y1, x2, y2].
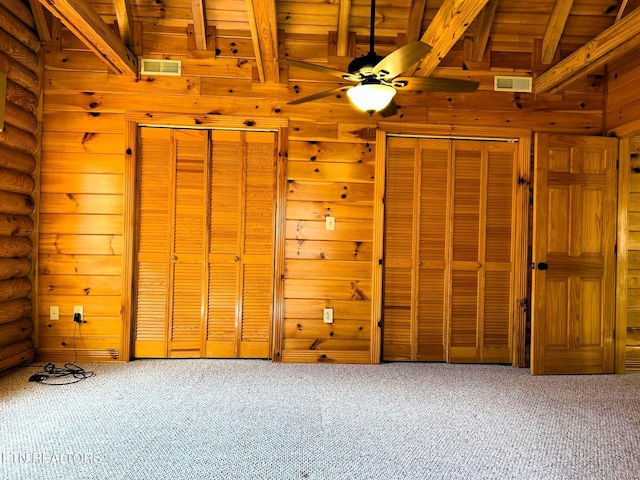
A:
[1, 360, 639, 480]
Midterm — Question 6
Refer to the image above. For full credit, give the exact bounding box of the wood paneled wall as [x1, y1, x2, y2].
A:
[0, 0, 38, 375]
[606, 56, 640, 137]
[37, 18, 609, 363]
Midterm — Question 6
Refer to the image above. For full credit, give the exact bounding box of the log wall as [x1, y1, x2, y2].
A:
[0, 0, 38, 375]
[37, 19, 607, 363]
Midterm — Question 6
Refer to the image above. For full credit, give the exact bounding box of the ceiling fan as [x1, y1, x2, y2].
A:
[281, 0, 480, 116]
[280, 0, 478, 117]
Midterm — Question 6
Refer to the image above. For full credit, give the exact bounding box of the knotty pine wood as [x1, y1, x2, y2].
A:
[0, 6, 38, 374]
[36, 13, 618, 364]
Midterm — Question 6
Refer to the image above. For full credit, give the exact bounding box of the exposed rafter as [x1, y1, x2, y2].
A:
[410, 0, 490, 76]
[191, 0, 207, 51]
[535, 6, 640, 93]
[406, 0, 427, 42]
[113, 0, 134, 48]
[470, 0, 497, 62]
[28, 0, 51, 42]
[38, 0, 137, 75]
[245, 0, 280, 82]
[336, 0, 351, 57]
[541, 0, 574, 65]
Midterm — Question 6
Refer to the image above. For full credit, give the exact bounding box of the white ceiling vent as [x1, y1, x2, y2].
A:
[493, 76, 532, 93]
[140, 58, 182, 76]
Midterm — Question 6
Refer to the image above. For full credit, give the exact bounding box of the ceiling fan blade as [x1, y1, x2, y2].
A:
[393, 76, 480, 92]
[287, 86, 351, 105]
[281, 58, 352, 80]
[377, 99, 399, 118]
[373, 41, 432, 80]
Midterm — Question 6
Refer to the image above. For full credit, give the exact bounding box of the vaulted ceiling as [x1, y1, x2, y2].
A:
[31, 0, 640, 94]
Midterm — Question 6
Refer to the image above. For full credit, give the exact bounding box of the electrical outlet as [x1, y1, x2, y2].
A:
[73, 305, 83, 321]
[325, 216, 335, 231]
[323, 308, 333, 324]
[49, 306, 59, 320]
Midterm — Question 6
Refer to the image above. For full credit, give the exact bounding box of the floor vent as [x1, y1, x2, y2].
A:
[140, 59, 182, 76]
[494, 76, 532, 92]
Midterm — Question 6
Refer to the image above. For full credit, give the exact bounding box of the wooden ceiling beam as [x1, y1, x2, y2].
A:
[28, 0, 51, 42]
[245, 0, 280, 82]
[336, 0, 351, 57]
[406, 0, 427, 42]
[191, 0, 207, 51]
[410, 0, 490, 76]
[540, 0, 574, 65]
[38, 0, 137, 75]
[113, 0, 134, 48]
[535, 6, 640, 93]
[470, 0, 497, 62]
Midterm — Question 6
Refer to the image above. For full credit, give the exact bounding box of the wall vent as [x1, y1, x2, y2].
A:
[140, 59, 182, 76]
[493, 76, 532, 92]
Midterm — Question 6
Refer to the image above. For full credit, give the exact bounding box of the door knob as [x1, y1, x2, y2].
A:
[537, 262, 548, 270]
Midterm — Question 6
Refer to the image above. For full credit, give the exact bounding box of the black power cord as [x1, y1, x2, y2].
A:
[28, 317, 95, 386]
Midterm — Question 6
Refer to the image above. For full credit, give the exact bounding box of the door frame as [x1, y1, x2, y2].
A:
[120, 114, 288, 360]
[374, 124, 532, 366]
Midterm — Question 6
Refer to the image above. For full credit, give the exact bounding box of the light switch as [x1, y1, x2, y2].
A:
[323, 308, 334, 324]
[49, 306, 59, 320]
[326, 216, 335, 231]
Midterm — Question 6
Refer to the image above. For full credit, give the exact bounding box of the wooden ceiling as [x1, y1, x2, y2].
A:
[31, 0, 640, 94]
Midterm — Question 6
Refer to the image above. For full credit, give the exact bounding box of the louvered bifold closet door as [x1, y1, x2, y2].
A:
[135, 128, 172, 357]
[448, 141, 516, 363]
[168, 130, 208, 357]
[382, 138, 449, 361]
[206, 131, 275, 358]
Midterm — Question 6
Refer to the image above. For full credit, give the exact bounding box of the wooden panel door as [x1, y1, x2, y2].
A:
[135, 127, 277, 359]
[531, 134, 617, 374]
[168, 130, 208, 357]
[382, 137, 449, 361]
[205, 130, 276, 358]
[383, 137, 517, 363]
[134, 127, 172, 357]
[448, 141, 516, 363]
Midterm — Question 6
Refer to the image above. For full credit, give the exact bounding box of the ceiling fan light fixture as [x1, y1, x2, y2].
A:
[346, 83, 397, 114]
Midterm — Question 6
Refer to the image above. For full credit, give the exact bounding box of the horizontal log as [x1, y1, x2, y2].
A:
[0, 27, 40, 72]
[0, 190, 34, 215]
[0, 317, 33, 348]
[0, 166, 35, 194]
[0, 52, 39, 94]
[0, 277, 32, 302]
[0, 124, 37, 155]
[0, 298, 32, 324]
[0, 143, 36, 174]
[3, 100, 38, 134]
[0, 339, 34, 373]
[0, 214, 33, 236]
[0, 236, 32, 257]
[0, 257, 31, 280]
[0, 4, 40, 53]
[6, 79, 37, 116]
[0, 0, 36, 30]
